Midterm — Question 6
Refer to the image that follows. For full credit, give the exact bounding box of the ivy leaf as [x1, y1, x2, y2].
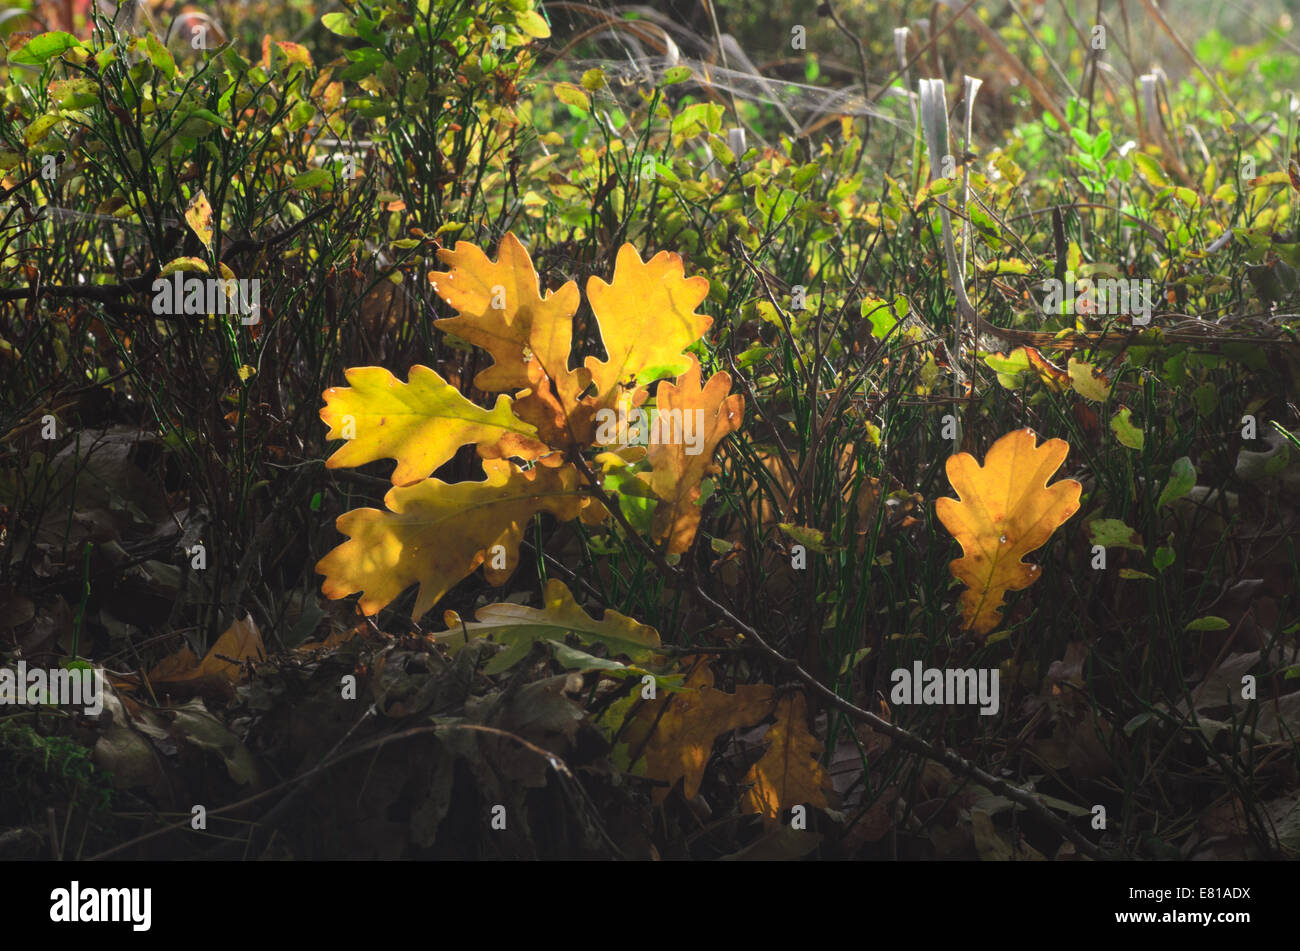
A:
[935, 429, 1082, 636]
[320, 365, 546, 486]
[432, 578, 662, 675]
[584, 243, 712, 402]
[741, 692, 832, 826]
[639, 356, 745, 554]
[316, 460, 591, 619]
[616, 664, 775, 803]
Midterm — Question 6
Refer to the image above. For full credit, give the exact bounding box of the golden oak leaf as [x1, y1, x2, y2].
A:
[621, 664, 775, 803]
[320, 365, 547, 486]
[584, 243, 712, 402]
[934, 428, 1082, 636]
[316, 459, 590, 619]
[639, 356, 744, 553]
[741, 692, 831, 826]
[432, 578, 663, 674]
[430, 233, 590, 445]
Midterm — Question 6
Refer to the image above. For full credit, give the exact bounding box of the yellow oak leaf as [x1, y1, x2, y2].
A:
[639, 356, 744, 553]
[432, 578, 663, 674]
[316, 459, 591, 619]
[741, 692, 831, 826]
[619, 663, 775, 803]
[934, 428, 1082, 636]
[430, 233, 590, 445]
[320, 365, 547, 486]
[584, 243, 712, 402]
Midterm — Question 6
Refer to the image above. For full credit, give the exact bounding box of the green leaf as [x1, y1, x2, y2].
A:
[1153, 546, 1175, 572]
[321, 12, 357, 36]
[291, 168, 333, 190]
[1067, 358, 1110, 401]
[159, 256, 211, 276]
[47, 78, 98, 109]
[861, 296, 897, 340]
[22, 113, 63, 147]
[553, 82, 588, 110]
[1133, 152, 1169, 187]
[1109, 406, 1145, 450]
[432, 579, 662, 675]
[1119, 569, 1155, 580]
[144, 34, 177, 80]
[548, 641, 684, 690]
[1123, 712, 1154, 735]
[778, 523, 833, 553]
[661, 65, 692, 85]
[9, 32, 81, 65]
[1089, 518, 1145, 552]
[984, 348, 1031, 389]
[1157, 456, 1196, 508]
[838, 647, 871, 675]
[514, 9, 551, 38]
[179, 107, 234, 131]
[1185, 616, 1230, 632]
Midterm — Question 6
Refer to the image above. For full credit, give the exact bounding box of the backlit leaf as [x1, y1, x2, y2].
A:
[1067, 357, 1110, 401]
[639, 356, 744, 554]
[1110, 406, 1145, 450]
[584, 243, 712, 401]
[320, 365, 546, 485]
[935, 429, 1082, 636]
[316, 460, 591, 619]
[431, 233, 591, 446]
[184, 190, 214, 252]
[10, 31, 81, 65]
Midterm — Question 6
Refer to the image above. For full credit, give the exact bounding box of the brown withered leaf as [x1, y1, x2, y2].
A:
[622, 663, 775, 804]
[148, 615, 265, 699]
